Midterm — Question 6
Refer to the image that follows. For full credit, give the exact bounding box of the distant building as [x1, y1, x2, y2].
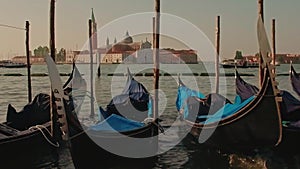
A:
[101, 52, 125, 64]
[244, 54, 300, 64]
[100, 31, 198, 64]
[165, 49, 198, 64]
[66, 50, 81, 63]
[134, 49, 197, 64]
[11, 55, 45, 64]
[278, 54, 300, 63]
[100, 31, 151, 64]
[66, 31, 198, 64]
[74, 50, 98, 63]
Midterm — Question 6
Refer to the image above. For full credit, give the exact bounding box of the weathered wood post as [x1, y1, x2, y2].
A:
[153, 0, 160, 122]
[25, 21, 32, 103]
[50, 0, 55, 62]
[258, 0, 264, 22]
[153, 16, 155, 54]
[258, 0, 264, 87]
[215, 16, 220, 94]
[152, 0, 161, 154]
[89, 19, 95, 118]
[271, 18, 276, 73]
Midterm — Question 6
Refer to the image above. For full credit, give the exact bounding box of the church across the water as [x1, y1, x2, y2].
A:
[100, 31, 198, 64]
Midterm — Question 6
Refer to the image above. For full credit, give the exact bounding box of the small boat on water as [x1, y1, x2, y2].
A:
[67, 70, 158, 168]
[45, 56, 159, 168]
[176, 17, 283, 152]
[220, 58, 259, 68]
[0, 62, 85, 168]
[290, 64, 300, 97]
[0, 60, 10, 67]
[177, 66, 282, 152]
[235, 65, 300, 153]
[0, 60, 27, 68]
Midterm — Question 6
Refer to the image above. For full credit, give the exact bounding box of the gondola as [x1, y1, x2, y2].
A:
[290, 64, 300, 97]
[236, 66, 300, 122]
[176, 17, 283, 152]
[235, 65, 300, 154]
[276, 64, 300, 154]
[177, 67, 281, 151]
[0, 62, 85, 168]
[66, 69, 159, 168]
[45, 56, 159, 169]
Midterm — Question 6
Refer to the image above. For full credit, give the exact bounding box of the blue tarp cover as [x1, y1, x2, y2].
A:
[100, 69, 151, 121]
[90, 114, 145, 132]
[176, 85, 205, 111]
[197, 95, 255, 123]
[176, 81, 255, 124]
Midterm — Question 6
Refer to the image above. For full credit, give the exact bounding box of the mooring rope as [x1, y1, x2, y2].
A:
[29, 125, 60, 148]
[0, 23, 25, 30]
[143, 117, 165, 134]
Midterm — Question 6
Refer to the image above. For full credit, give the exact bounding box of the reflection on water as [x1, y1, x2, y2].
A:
[0, 63, 300, 168]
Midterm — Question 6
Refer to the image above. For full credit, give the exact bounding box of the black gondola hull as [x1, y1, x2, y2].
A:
[182, 69, 282, 152]
[0, 122, 58, 168]
[274, 127, 300, 154]
[68, 118, 158, 169]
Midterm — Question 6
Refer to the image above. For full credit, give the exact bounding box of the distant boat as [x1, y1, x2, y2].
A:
[220, 58, 259, 68]
[0, 60, 10, 67]
[0, 60, 27, 68]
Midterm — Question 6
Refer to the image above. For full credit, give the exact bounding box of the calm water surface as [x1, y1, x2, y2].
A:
[0, 63, 299, 168]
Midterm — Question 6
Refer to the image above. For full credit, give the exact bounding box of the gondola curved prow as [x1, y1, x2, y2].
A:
[257, 15, 283, 146]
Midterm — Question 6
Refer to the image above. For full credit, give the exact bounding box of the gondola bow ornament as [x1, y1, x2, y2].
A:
[46, 55, 69, 140]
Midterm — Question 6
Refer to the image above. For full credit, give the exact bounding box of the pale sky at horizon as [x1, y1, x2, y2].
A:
[0, 0, 299, 61]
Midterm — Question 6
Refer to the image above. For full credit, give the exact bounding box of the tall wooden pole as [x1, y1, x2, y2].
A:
[271, 19, 276, 72]
[25, 21, 32, 103]
[258, 0, 264, 22]
[258, 0, 264, 87]
[215, 16, 220, 94]
[152, 16, 155, 65]
[152, 17, 155, 49]
[50, 0, 55, 62]
[89, 19, 95, 118]
[153, 0, 160, 122]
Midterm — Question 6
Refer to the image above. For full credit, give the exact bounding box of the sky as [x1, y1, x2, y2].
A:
[0, 0, 299, 61]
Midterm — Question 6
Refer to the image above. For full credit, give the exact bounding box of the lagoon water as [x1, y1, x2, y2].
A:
[0, 63, 300, 168]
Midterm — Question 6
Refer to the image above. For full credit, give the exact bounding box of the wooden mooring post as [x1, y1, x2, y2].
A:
[215, 16, 220, 94]
[271, 18, 276, 73]
[153, 0, 160, 122]
[25, 21, 32, 103]
[258, 0, 264, 87]
[89, 19, 95, 118]
[50, 0, 55, 62]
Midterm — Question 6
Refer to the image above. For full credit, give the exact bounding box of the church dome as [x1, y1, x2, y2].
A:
[121, 31, 133, 44]
[112, 43, 133, 52]
[141, 38, 152, 49]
